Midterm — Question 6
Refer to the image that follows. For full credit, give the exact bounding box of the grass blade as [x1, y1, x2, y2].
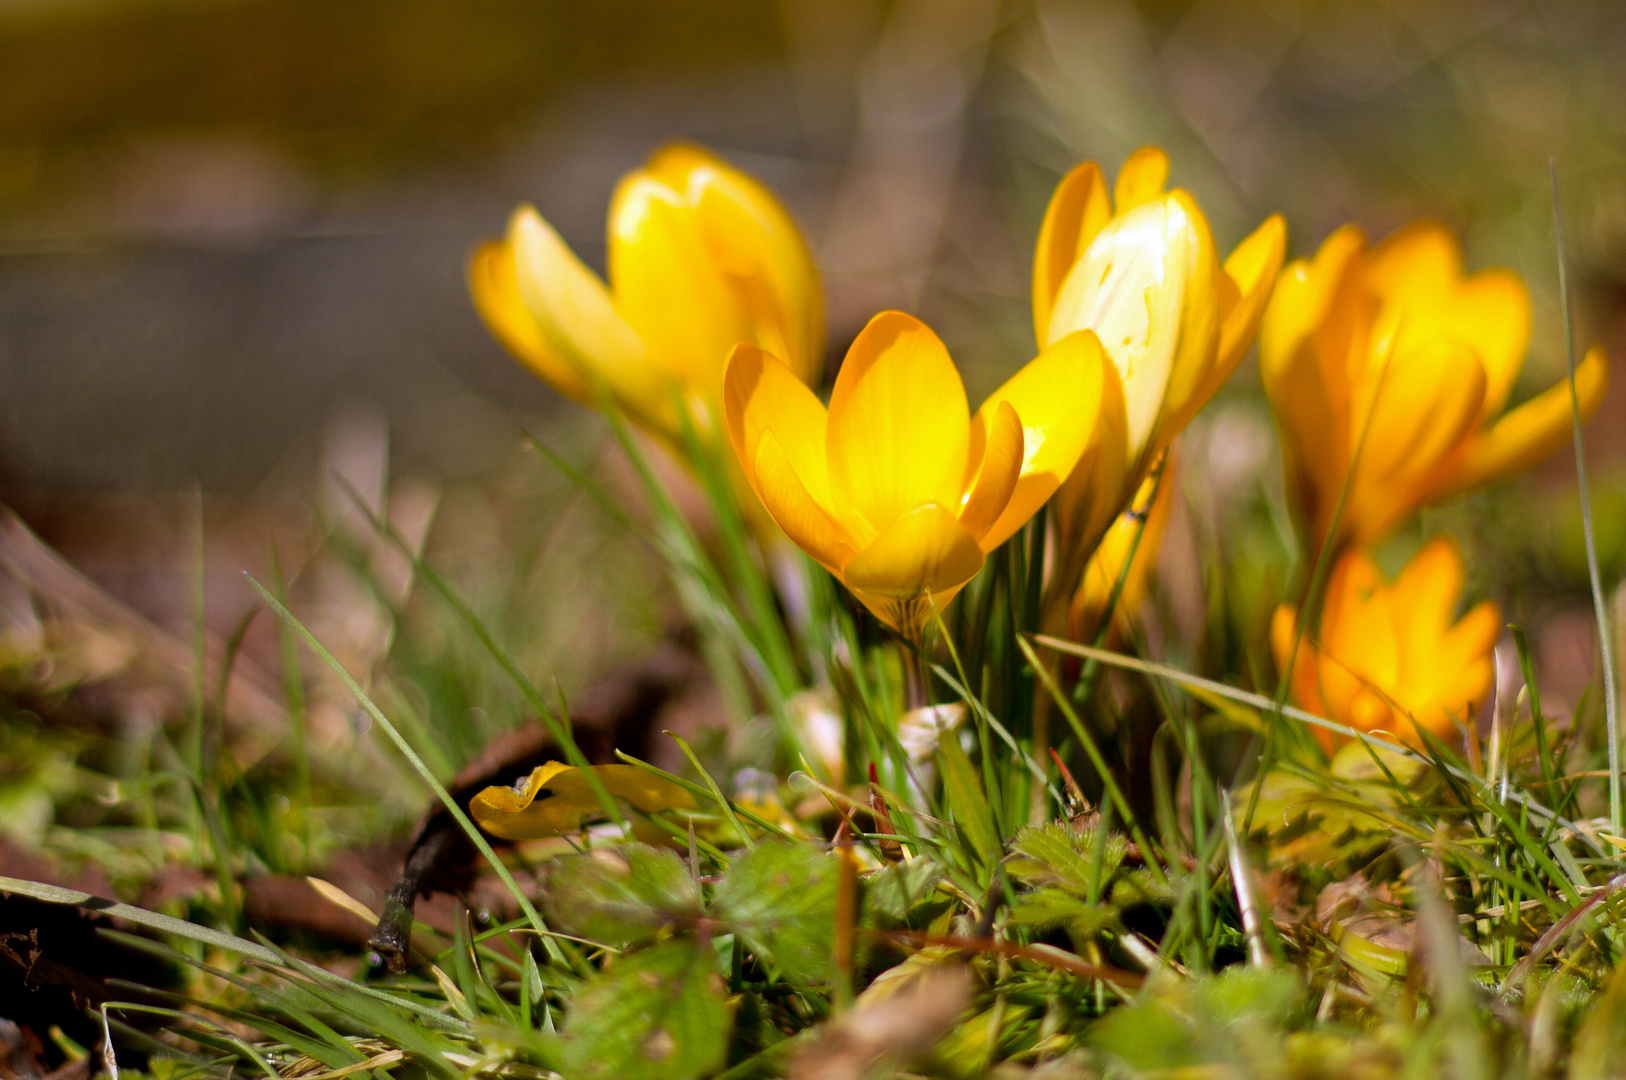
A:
[1551, 159, 1620, 834]
[244, 574, 565, 964]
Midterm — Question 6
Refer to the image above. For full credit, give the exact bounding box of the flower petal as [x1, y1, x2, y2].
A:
[754, 429, 856, 573]
[1113, 146, 1169, 214]
[1048, 192, 1209, 465]
[1258, 224, 1368, 388]
[1209, 214, 1288, 391]
[959, 400, 1023, 548]
[841, 503, 984, 600]
[1032, 161, 1112, 347]
[509, 207, 670, 428]
[724, 342, 835, 510]
[561, 764, 697, 814]
[608, 173, 746, 404]
[974, 329, 1111, 550]
[826, 312, 970, 543]
[1070, 454, 1176, 640]
[1051, 360, 1130, 573]
[1441, 344, 1609, 498]
[1368, 221, 1531, 420]
[1146, 190, 1221, 455]
[469, 238, 593, 404]
[1343, 340, 1486, 542]
[469, 761, 597, 840]
[661, 145, 826, 387]
[1270, 603, 1326, 722]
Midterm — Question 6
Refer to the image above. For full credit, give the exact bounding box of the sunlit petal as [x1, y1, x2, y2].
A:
[975, 329, 1111, 550]
[841, 504, 984, 600]
[1113, 146, 1169, 214]
[959, 401, 1023, 548]
[826, 312, 970, 543]
[1442, 344, 1609, 498]
[1344, 341, 1486, 542]
[509, 206, 673, 430]
[1211, 215, 1288, 386]
[1051, 361, 1130, 569]
[1147, 191, 1221, 454]
[1047, 194, 1203, 462]
[754, 429, 856, 573]
[468, 239, 592, 404]
[1032, 161, 1112, 346]
[1368, 221, 1531, 419]
[724, 343, 836, 510]
[656, 144, 826, 386]
[608, 173, 746, 400]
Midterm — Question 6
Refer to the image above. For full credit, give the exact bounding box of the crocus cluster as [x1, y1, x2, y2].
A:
[472, 141, 1609, 766]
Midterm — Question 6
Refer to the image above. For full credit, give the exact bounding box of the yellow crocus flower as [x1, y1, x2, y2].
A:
[1271, 536, 1499, 751]
[724, 311, 1112, 636]
[1033, 147, 1286, 597]
[470, 761, 696, 841]
[469, 143, 823, 448]
[1068, 453, 1176, 642]
[1260, 221, 1609, 551]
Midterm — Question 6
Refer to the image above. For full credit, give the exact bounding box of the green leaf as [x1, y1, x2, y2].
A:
[712, 840, 838, 985]
[542, 844, 702, 949]
[937, 731, 998, 871]
[561, 941, 731, 1080]
[862, 858, 945, 925]
[1007, 823, 1124, 894]
[1006, 887, 1114, 938]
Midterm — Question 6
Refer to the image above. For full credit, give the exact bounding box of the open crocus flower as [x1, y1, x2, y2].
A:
[1033, 147, 1286, 602]
[1067, 454, 1176, 642]
[469, 143, 823, 449]
[470, 762, 695, 841]
[1261, 221, 1609, 551]
[725, 311, 1111, 636]
[1271, 536, 1499, 751]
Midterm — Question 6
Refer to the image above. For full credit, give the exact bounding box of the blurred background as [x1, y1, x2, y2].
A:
[2, 0, 1626, 877]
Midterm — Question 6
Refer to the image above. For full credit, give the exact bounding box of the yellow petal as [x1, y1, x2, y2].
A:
[1146, 190, 1221, 455]
[1113, 146, 1170, 214]
[469, 240, 593, 405]
[1387, 535, 1464, 640]
[469, 761, 597, 841]
[665, 145, 826, 387]
[1032, 161, 1112, 347]
[1050, 360, 1130, 572]
[608, 173, 745, 403]
[508, 207, 672, 429]
[826, 312, 970, 543]
[1441, 344, 1609, 498]
[560, 764, 697, 814]
[1048, 192, 1209, 465]
[1258, 224, 1368, 388]
[1069, 453, 1176, 640]
[1271, 601, 1320, 702]
[1343, 340, 1486, 543]
[1314, 550, 1401, 729]
[1258, 225, 1374, 546]
[959, 401, 1023, 547]
[468, 762, 696, 841]
[754, 429, 856, 572]
[975, 329, 1112, 550]
[1368, 221, 1530, 419]
[1209, 214, 1288, 391]
[845, 494, 982, 624]
[724, 342, 836, 509]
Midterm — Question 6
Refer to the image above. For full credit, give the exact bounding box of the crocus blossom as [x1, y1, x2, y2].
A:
[1272, 536, 1500, 751]
[1260, 221, 1608, 550]
[724, 311, 1110, 635]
